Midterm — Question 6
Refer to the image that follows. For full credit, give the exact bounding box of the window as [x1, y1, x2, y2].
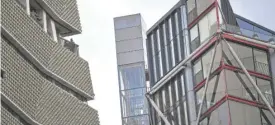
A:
[223, 41, 269, 75]
[223, 42, 254, 71]
[257, 78, 273, 105]
[236, 18, 254, 31]
[193, 60, 203, 85]
[254, 49, 269, 75]
[119, 64, 146, 90]
[199, 14, 209, 43]
[198, 9, 217, 43]
[190, 25, 200, 52]
[190, 25, 199, 41]
[193, 44, 222, 85]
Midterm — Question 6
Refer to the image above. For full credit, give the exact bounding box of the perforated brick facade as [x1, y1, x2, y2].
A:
[1, 0, 99, 124]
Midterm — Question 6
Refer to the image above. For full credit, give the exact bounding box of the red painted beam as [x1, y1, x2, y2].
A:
[227, 95, 275, 110]
[222, 33, 268, 50]
[194, 64, 271, 91]
[188, 3, 216, 29]
[192, 36, 218, 61]
[200, 95, 228, 121]
[224, 64, 271, 80]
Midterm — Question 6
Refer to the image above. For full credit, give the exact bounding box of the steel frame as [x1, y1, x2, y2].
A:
[146, 1, 275, 124]
[146, 94, 171, 125]
[195, 40, 219, 125]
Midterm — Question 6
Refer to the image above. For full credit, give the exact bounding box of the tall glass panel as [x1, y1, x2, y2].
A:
[119, 63, 149, 125]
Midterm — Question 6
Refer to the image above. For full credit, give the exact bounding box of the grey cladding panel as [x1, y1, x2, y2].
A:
[116, 38, 144, 53]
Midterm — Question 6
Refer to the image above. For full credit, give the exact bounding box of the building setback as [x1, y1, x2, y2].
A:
[114, 14, 150, 125]
[1, 0, 100, 124]
[145, 0, 275, 125]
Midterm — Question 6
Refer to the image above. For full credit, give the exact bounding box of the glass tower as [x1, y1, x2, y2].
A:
[114, 14, 150, 125]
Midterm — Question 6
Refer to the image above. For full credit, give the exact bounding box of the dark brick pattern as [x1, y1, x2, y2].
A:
[48, 44, 94, 95]
[1, 0, 55, 67]
[1, 0, 99, 124]
[41, 0, 82, 31]
[1, 102, 29, 125]
[1, 38, 45, 119]
[1, 38, 99, 124]
[36, 81, 99, 125]
[1, 0, 94, 96]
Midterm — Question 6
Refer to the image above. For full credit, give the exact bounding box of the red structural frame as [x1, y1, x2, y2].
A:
[199, 94, 275, 122]
[194, 63, 272, 91]
[187, 0, 273, 124]
[188, 2, 216, 29]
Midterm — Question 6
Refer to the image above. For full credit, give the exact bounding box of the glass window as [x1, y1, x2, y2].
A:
[199, 102, 229, 125]
[237, 18, 254, 31]
[190, 25, 199, 41]
[198, 9, 217, 43]
[257, 78, 273, 105]
[199, 14, 209, 43]
[254, 26, 272, 36]
[121, 88, 148, 117]
[226, 70, 258, 102]
[229, 101, 262, 125]
[119, 64, 146, 90]
[193, 60, 203, 85]
[254, 49, 269, 75]
[208, 9, 217, 36]
[202, 49, 212, 78]
[190, 25, 200, 52]
[223, 42, 254, 71]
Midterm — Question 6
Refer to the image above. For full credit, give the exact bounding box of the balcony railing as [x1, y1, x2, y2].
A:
[255, 61, 270, 76]
[58, 38, 79, 56]
[221, 24, 275, 44]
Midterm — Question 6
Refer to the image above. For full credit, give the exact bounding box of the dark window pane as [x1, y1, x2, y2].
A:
[237, 18, 254, 31]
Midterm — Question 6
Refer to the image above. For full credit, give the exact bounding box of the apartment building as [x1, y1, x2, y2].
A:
[145, 0, 275, 125]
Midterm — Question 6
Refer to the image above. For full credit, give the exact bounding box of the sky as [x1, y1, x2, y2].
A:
[69, 0, 275, 125]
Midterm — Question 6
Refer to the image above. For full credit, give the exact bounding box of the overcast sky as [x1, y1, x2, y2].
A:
[69, 0, 275, 124]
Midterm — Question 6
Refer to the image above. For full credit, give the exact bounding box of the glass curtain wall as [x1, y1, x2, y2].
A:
[119, 63, 149, 125]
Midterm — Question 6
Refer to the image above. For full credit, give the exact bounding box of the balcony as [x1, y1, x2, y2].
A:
[221, 24, 275, 44]
[58, 38, 79, 56]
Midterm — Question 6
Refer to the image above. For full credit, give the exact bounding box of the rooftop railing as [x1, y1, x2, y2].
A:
[221, 24, 275, 44]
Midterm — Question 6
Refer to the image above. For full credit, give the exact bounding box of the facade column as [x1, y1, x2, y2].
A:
[50, 19, 58, 42]
[26, 0, 30, 15]
[42, 10, 47, 32]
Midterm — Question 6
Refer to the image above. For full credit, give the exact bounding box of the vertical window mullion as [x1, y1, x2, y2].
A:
[146, 37, 155, 85]
[157, 29, 164, 77]
[165, 19, 173, 70]
[159, 24, 167, 75]
[171, 13, 179, 64]
[153, 31, 161, 81]
[177, 8, 185, 61]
